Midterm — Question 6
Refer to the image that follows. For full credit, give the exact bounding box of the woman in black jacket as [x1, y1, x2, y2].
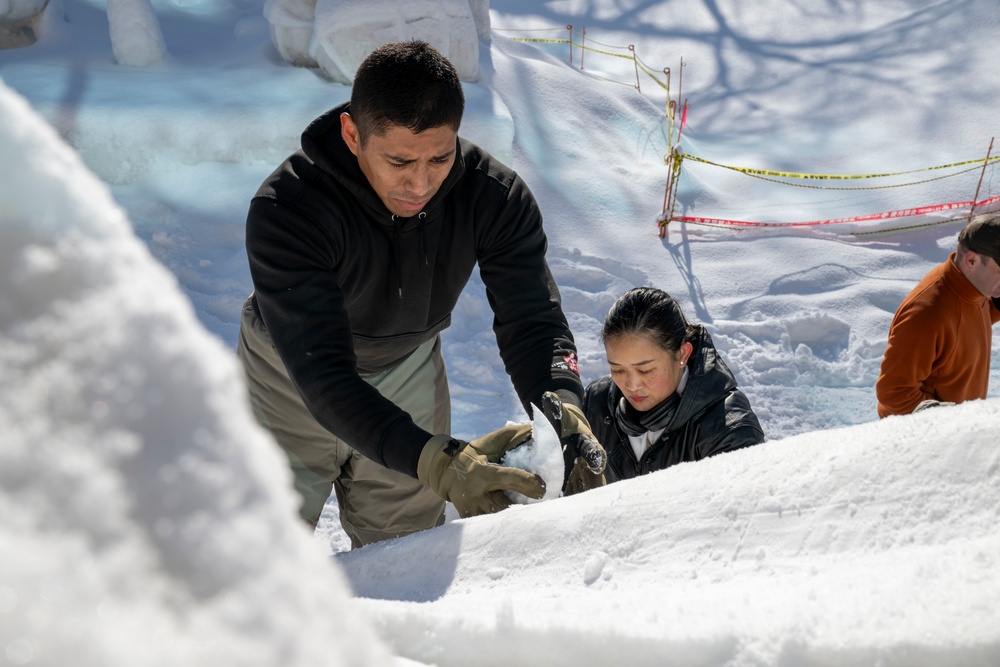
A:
[584, 287, 765, 482]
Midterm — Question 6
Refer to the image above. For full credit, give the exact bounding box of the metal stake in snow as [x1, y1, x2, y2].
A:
[969, 136, 995, 221]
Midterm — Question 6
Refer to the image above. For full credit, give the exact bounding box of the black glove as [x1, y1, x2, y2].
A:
[539, 391, 607, 496]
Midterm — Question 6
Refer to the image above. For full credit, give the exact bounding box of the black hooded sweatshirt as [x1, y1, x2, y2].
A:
[245, 102, 583, 477]
[583, 326, 764, 482]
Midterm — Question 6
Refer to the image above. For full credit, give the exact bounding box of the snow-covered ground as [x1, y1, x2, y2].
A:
[1, 0, 998, 665]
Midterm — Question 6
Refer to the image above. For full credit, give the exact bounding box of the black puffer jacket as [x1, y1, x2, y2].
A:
[583, 326, 764, 482]
[246, 102, 583, 476]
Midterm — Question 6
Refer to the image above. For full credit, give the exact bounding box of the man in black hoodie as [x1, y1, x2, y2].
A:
[236, 40, 606, 547]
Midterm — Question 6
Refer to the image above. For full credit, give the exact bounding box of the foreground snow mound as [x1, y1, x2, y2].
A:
[339, 399, 1000, 666]
[0, 80, 390, 667]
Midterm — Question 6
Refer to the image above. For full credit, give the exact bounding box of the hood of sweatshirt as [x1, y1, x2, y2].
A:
[298, 102, 467, 235]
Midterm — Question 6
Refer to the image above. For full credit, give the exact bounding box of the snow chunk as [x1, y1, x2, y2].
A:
[501, 407, 564, 504]
[263, 0, 318, 67]
[107, 0, 167, 67]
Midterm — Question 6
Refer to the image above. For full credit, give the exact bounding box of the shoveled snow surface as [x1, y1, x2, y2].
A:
[340, 399, 1000, 666]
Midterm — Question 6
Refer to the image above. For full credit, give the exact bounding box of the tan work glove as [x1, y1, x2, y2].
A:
[417, 424, 546, 518]
[539, 391, 607, 496]
[913, 399, 956, 413]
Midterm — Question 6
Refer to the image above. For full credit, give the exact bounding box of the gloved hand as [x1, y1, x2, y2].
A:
[539, 391, 607, 496]
[416, 424, 546, 518]
[912, 399, 956, 413]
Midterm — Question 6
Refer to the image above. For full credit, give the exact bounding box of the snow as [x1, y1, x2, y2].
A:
[0, 78, 389, 667]
[499, 409, 563, 504]
[1, 0, 999, 665]
[343, 404, 1000, 665]
[0, 0, 47, 50]
[266, 0, 481, 82]
[107, 0, 166, 67]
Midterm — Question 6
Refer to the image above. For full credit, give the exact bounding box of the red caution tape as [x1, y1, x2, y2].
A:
[673, 193, 1000, 228]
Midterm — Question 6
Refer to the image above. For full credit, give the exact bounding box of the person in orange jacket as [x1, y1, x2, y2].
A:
[877, 214, 1000, 417]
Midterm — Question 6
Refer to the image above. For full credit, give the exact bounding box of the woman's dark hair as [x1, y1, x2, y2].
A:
[601, 287, 697, 353]
[349, 40, 464, 145]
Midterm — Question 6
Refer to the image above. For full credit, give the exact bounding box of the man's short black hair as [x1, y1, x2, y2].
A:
[958, 213, 1000, 264]
[349, 40, 464, 145]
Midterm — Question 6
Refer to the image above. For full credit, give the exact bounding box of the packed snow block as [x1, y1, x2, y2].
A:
[308, 0, 480, 83]
[466, 0, 491, 43]
[263, 0, 318, 67]
[0, 0, 48, 49]
[107, 0, 167, 67]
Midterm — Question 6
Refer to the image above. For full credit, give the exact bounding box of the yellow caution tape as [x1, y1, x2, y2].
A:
[681, 153, 1000, 181]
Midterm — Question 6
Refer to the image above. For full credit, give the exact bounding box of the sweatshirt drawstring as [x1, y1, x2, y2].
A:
[390, 211, 430, 299]
[391, 215, 403, 299]
[418, 212, 428, 266]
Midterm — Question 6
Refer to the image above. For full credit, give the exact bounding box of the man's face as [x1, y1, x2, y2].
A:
[965, 252, 1000, 298]
[341, 113, 457, 218]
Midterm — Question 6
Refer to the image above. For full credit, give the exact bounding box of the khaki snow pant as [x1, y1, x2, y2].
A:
[236, 296, 448, 548]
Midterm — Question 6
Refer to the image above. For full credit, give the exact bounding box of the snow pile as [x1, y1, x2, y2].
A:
[0, 79, 391, 667]
[339, 398, 1000, 665]
[265, 0, 482, 83]
[0, 0, 48, 48]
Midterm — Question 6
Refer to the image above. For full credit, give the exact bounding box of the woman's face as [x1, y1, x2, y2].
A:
[605, 333, 692, 412]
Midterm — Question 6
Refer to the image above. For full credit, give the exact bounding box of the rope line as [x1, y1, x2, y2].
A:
[680, 153, 1000, 181]
[568, 30, 631, 50]
[505, 30, 670, 90]
[734, 163, 985, 192]
[850, 215, 971, 236]
[498, 24, 998, 237]
[668, 193, 1000, 230]
[510, 37, 572, 44]
[494, 27, 568, 32]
